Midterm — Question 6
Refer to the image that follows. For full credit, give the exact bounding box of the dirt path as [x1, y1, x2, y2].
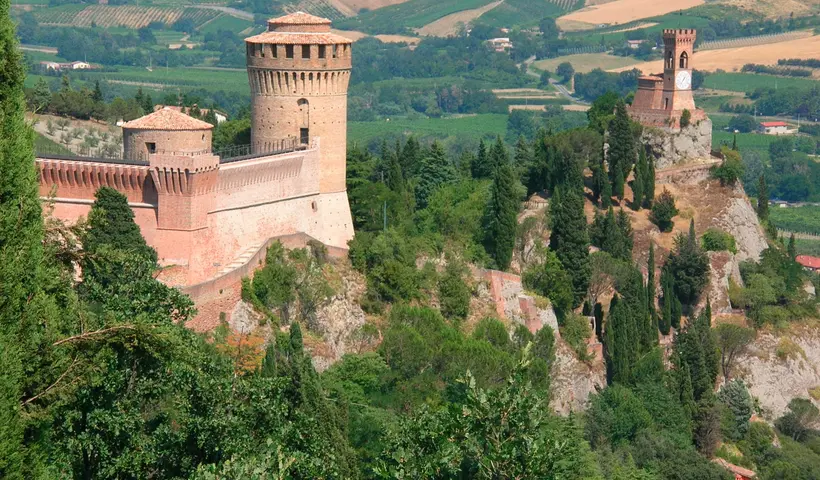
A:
[417, 0, 503, 37]
[20, 44, 57, 54]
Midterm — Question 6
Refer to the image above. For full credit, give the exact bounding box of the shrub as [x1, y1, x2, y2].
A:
[776, 337, 805, 362]
[650, 189, 678, 232]
[560, 313, 592, 361]
[680, 109, 691, 128]
[701, 228, 737, 254]
[711, 148, 744, 186]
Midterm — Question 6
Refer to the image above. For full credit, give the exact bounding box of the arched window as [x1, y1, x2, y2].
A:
[297, 98, 310, 144]
[679, 51, 688, 69]
[666, 50, 674, 69]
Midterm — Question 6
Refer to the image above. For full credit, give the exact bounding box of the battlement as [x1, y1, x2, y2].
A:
[663, 29, 696, 44]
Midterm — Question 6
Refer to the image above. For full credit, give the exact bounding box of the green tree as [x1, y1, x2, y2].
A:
[608, 100, 636, 189]
[84, 186, 157, 263]
[788, 233, 797, 260]
[30, 77, 51, 112]
[711, 147, 744, 186]
[556, 62, 575, 83]
[438, 255, 471, 321]
[777, 398, 820, 441]
[591, 158, 607, 206]
[717, 380, 753, 441]
[643, 154, 656, 209]
[604, 294, 638, 384]
[472, 138, 491, 179]
[523, 248, 574, 316]
[632, 148, 646, 210]
[0, 0, 41, 470]
[757, 174, 769, 221]
[483, 159, 519, 270]
[666, 221, 710, 308]
[549, 184, 591, 307]
[647, 243, 657, 336]
[650, 189, 678, 232]
[415, 141, 457, 209]
[715, 323, 755, 382]
[680, 109, 691, 128]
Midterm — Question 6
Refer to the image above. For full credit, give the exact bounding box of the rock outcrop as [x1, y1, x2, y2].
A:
[643, 119, 713, 169]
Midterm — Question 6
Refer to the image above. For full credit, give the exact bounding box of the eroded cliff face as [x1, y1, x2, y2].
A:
[736, 328, 820, 419]
[551, 342, 607, 414]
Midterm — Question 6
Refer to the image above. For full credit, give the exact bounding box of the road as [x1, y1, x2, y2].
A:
[520, 56, 589, 105]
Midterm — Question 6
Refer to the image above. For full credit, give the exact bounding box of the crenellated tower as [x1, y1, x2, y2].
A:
[245, 11, 352, 195]
[661, 29, 696, 113]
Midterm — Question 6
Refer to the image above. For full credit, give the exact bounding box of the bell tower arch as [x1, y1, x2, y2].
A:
[661, 29, 696, 112]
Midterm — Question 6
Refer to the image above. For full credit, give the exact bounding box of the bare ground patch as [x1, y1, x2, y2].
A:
[557, 0, 704, 31]
[610, 34, 820, 73]
[417, 0, 503, 37]
[533, 53, 640, 73]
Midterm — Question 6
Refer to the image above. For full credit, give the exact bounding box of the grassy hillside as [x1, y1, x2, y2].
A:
[349, 114, 507, 144]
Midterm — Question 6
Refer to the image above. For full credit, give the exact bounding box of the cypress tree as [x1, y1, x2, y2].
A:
[85, 186, 157, 263]
[591, 161, 606, 205]
[549, 178, 590, 307]
[514, 135, 532, 171]
[401, 135, 421, 177]
[415, 141, 456, 209]
[632, 148, 646, 210]
[608, 99, 636, 182]
[604, 294, 637, 384]
[647, 242, 657, 334]
[643, 154, 656, 209]
[489, 136, 509, 171]
[616, 208, 634, 260]
[660, 266, 675, 334]
[483, 160, 519, 270]
[788, 234, 797, 260]
[757, 174, 769, 221]
[0, 1, 43, 472]
[613, 166, 625, 201]
[593, 302, 604, 343]
[601, 168, 613, 209]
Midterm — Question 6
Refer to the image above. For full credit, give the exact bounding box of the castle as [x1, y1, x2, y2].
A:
[35, 12, 355, 326]
[627, 29, 713, 167]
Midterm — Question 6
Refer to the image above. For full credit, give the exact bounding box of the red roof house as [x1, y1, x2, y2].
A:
[796, 255, 820, 271]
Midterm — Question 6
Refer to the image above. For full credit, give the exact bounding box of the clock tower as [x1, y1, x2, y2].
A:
[661, 29, 696, 112]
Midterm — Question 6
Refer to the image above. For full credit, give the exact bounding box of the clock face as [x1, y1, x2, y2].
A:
[676, 70, 692, 90]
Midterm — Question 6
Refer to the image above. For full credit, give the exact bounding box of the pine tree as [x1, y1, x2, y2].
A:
[549, 179, 590, 307]
[472, 138, 491, 179]
[484, 161, 520, 270]
[757, 174, 769, 221]
[616, 209, 634, 260]
[643, 155, 656, 209]
[415, 141, 456, 209]
[401, 136, 421, 178]
[92, 79, 103, 102]
[489, 136, 509, 171]
[590, 161, 606, 206]
[514, 135, 532, 173]
[0, 2, 42, 472]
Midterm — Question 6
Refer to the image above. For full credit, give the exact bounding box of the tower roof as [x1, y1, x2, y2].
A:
[122, 107, 213, 131]
[268, 11, 332, 27]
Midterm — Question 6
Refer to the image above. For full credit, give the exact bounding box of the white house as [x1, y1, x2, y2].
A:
[758, 121, 793, 135]
[486, 37, 513, 53]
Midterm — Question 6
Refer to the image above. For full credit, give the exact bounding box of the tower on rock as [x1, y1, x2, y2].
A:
[628, 29, 707, 130]
[245, 11, 352, 195]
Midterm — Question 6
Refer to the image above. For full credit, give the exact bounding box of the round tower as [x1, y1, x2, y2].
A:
[245, 11, 352, 194]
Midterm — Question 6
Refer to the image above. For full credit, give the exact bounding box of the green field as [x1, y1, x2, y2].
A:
[336, 0, 495, 33]
[198, 14, 254, 34]
[34, 133, 72, 155]
[349, 114, 507, 145]
[770, 206, 820, 235]
[795, 238, 820, 256]
[532, 53, 639, 74]
[712, 129, 777, 156]
[477, 0, 569, 28]
[78, 65, 250, 94]
[564, 13, 711, 46]
[703, 73, 819, 93]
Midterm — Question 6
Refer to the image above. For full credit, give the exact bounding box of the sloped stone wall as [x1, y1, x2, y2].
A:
[643, 118, 713, 169]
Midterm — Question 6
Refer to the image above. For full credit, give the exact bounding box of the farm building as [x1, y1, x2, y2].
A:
[797, 255, 820, 272]
[40, 61, 95, 71]
[758, 121, 793, 135]
[486, 37, 513, 53]
[626, 39, 646, 49]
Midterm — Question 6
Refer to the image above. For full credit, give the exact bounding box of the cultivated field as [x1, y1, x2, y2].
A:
[330, 0, 411, 14]
[349, 114, 507, 144]
[611, 34, 820, 74]
[282, 0, 346, 20]
[533, 53, 639, 73]
[703, 73, 819, 93]
[33, 5, 219, 29]
[417, 0, 502, 37]
[718, 0, 820, 18]
[556, 0, 704, 31]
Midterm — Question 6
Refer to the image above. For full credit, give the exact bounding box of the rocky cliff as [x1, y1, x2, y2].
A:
[643, 119, 713, 169]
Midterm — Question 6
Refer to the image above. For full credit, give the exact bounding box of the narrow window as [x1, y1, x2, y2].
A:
[146, 142, 156, 154]
[318, 45, 326, 58]
[332, 45, 338, 59]
[260, 44, 265, 57]
[300, 128, 309, 145]
[272, 44, 278, 58]
[286, 45, 294, 59]
[302, 45, 310, 59]
[664, 98, 669, 110]
[679, 51, 688, 69]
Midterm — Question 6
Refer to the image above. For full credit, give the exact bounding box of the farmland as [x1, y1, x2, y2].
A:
[611, 34, 820, 73]
[283, 0, 347, 20]
[703, 72, 819, 94]
[556, 0, 705, 31]
[532, 53, 638, 73]
[79, 65, 250, 94]
[770, 206, 820, 235]
[33, 5, 220, 29]
[416, 0, 502, 37]
[335, 0, 496, 33]
[198, 14, 255, 34]
[476, 0, 573, 29]
[349, 114, 507, 145]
